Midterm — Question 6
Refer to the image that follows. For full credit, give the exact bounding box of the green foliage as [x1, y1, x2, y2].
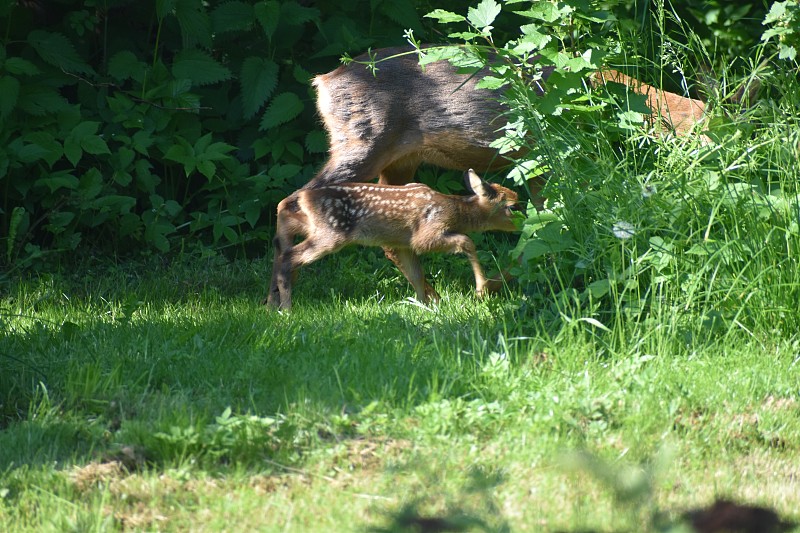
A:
[0, 0, 443, 269]
[420, 0, 800, 339]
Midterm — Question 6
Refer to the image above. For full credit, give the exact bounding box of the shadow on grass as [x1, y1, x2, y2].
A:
[1, 251, 518, 470]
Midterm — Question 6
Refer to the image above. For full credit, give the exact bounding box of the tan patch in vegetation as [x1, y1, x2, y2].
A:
[113, 503, 168, 531]
[331, 437, 412, 474]
[763, 395, 798, 412]
[70, 461, 125, 493]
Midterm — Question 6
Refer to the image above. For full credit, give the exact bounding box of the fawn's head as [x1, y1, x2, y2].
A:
[464, 169, 521, 233]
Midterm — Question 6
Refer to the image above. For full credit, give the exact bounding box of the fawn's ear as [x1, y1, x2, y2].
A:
[464, 169, 483, 194]
[464, 169, 496, 199]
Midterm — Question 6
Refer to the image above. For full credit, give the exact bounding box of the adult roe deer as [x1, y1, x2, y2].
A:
[266, 169, 519, 310]
[305, 46, 708, 193]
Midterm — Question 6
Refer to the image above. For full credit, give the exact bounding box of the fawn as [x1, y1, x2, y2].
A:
[266, 170, 519, 310]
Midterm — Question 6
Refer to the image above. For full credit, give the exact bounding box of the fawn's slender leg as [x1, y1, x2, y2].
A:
[378, 157, 440, 300]
[276, 238, 341, 310]
[390, 248, 441, 303]
[415, 233, 489, 297]
[267, 196, 305, 307]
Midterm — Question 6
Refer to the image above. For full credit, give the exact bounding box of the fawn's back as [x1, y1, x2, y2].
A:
[294, 181, 518, 251]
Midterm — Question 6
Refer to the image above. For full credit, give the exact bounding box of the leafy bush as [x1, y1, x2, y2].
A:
[0, 0, 447, 270]
[419, 0, 800, 339]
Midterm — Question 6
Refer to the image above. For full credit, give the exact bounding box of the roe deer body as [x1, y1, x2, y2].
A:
[306, 46, 708, 193]
[266, 170, 519, 310]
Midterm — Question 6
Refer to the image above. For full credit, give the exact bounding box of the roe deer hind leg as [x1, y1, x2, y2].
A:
[267, 196, 306, 307]
[276, 233, 342, 311]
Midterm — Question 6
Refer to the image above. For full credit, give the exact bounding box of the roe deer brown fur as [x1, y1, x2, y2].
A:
[305, 46, 709, 193]
[266, 170, 519, 310]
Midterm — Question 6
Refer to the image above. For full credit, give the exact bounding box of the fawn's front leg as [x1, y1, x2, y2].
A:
[416, 233, 489, 297]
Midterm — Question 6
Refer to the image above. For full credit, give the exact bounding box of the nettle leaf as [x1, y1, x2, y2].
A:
[241, 57, 278, 119]
[468, 0, 501, 29]
[28, 30, 95, 75]
[254, 0, 280, 39]
[175, 0, 212, 49]
[424, 9, 466, 23]
[156, 0, 175, 20]
[305, 130, 328, 153]
[0, 75, 19, 120]
[280, 1, 319, 26]
[259, 92, 304, 130]
[4, 57, 40, 76]
[172, 49, 232, 86]
[380, 1, 422, 32]
[211, 1, 254, 33]
[109, 51, 147, 81]
[17, 85, 70, 115]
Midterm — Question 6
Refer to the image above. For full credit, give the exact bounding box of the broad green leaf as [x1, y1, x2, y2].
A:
[17, 142, 52, 164]
[23, 132, 62, 167]
[304, 130, 328, 153]
[519, 24, 552, 49]
[37, 172, 79, 193]
[0, 75, 19, 120]
[174, 0, 212, 48]
[259, 92, 304, 130]
[197, 159, 216, 180]
[211, 1, 254, 33]
[172, 49, 232, 86]
[254, 0, 280, 39]
[280, 1, 319, 26]
[79, 168, 103, 200]
[72, 121, 101, 138]
[241, 57, 279, 119]
[424, 9, 465, 23]
[468, 0, 501, 29]
[81, 135, 111, 155]
[779, 44, 797, 61]
[17, 85, 70, 115]
[269, 163, 301, 181]
[764, 1, 788, 24]
[156, 0, 175, 20]
[4, 57, 40, 76]
[28, 30, 94, 75]
[380, 1, 421, 32]
[109, 51, 147, 81]
[475, 76, 507, 90]
[91, 195, 137, 213]
[64, 136, 82, 166]
[448, 31, 482, 41]
[203, 141, 236, 160]
[514, 3, 561, 23]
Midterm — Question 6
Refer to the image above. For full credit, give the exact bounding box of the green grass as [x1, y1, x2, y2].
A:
[2, 250, 799, 532]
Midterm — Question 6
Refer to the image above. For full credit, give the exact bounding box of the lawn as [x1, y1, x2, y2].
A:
[2, 250, 799, 531]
